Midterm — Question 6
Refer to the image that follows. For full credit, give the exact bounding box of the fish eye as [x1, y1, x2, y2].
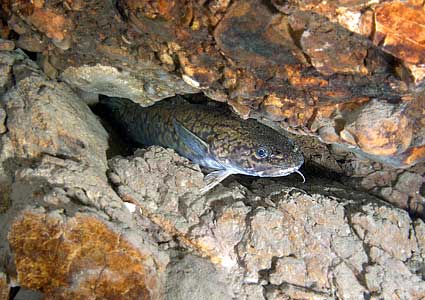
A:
[256, 147, 269, 159]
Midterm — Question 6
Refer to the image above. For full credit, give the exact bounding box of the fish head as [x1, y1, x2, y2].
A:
[212, 123, 304, 178]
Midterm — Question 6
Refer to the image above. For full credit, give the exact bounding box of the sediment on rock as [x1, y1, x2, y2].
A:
[1, 0, 424, 168]
[0, 1, 424, 299]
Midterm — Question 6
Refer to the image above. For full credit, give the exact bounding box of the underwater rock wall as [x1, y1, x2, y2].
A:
[0, 50, 423, 299]
[0, 0, 425, 298]
[1, 0, 424, 168]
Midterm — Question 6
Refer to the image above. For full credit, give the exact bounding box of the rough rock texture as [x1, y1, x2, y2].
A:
[108, 147, 425, 299]
[1, 3, 425, 300]
[165, 254, 232, 300]
[1, 0, 424, 167]
[0, 50, 168, 299]
[0, 272, 8, 300]
[291, 133, 425, 216]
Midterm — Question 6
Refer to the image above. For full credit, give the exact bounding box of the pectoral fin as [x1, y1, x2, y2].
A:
[173, 119, 210, 157]
[200, 170, 233, 194]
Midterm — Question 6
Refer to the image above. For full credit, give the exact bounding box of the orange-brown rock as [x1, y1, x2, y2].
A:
[8, 210, 166, 300]
[374, 2, 425, 65]
[2, 0, 425, 167]
[374, 2, 425, 86]
[28, 9, 72, 46]
[0, 272, 8, 300]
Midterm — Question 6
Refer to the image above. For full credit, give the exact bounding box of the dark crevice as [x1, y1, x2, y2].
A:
[18, 48, 38, 62]
[8, 286, 20, 300]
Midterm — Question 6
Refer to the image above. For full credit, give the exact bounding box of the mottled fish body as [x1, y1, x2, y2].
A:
[100, 97, 304, 192]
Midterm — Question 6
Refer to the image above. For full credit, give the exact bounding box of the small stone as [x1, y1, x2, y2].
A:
[16, 34, 46, 52]
[124, 202, 136, 213]
[0, 39, 15, 51]
[395, 171, 423, 195]
[381, 188, 409, 209]
[344, 100, 413, 157]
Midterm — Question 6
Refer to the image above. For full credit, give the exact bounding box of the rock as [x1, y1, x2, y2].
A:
[344, 99, 412, 157]
[374, 2, 425, 85]
[109, 147, 425, 298]
[414, 219, 425, 259]
[61, 64, 198, 107]
[0, 52, 16, 95]
[394, 171, 423, 195]
[214, 0, 305, 70]
[4, 0, 425, 168]
[165, 254, 232, 300]
[8, 209, 168, 300]
[27, 8, 72, 50]
[301, 17, 367, 76]
[15, 33, 46, 53]
[0, 108, 6, 134]
[0, 52, 170, 300]
[108, 147, 204, 228]
[0, 272, 9, 300]
[266, 285, 332, 300]
[365, 248, 425, 300]
[2, 52, 109, 172]
[333, 262, 368, 299]
[330, 143, 425, 215]
[350, 203, 416, 261]
[239, 207, 293, 283]
[108, 147, 251, 266]
[13, 288, 44, 300]
[269, 257, 307, 286]
[0, 39, 15, 51]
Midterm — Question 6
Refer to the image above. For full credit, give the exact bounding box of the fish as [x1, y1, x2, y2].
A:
[99, 97, 305, 193]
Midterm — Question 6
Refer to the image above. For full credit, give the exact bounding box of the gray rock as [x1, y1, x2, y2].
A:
[350, 203, 417, 261]
[61, 64, 199, 106]
[2, 57, 109, 172]
[334, 262, 368, 299]
[269, 257, 307, 286]
[165, 254, 233, 300]
[13, 288, 44, 300]
[109, 149, 425, 299]
[365, 247, 425, 299]
[0, 39, 15, 51]
[395, 171, 423, 195]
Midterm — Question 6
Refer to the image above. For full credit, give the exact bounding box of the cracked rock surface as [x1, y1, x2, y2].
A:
[108, 148, 425, 299]
[0, 49, 425, 299]
[2, 0, 425, 167]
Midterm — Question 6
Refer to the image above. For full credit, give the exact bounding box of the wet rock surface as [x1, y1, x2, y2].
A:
[1, 0, 424, 167]
[107, 146, 425, 299]
[0, 2, 424, 299]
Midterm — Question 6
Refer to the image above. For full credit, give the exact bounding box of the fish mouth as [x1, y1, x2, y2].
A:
[255, 162, 305, 181]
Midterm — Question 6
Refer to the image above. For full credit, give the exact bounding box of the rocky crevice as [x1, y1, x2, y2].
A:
[0, 1, 424, 299]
